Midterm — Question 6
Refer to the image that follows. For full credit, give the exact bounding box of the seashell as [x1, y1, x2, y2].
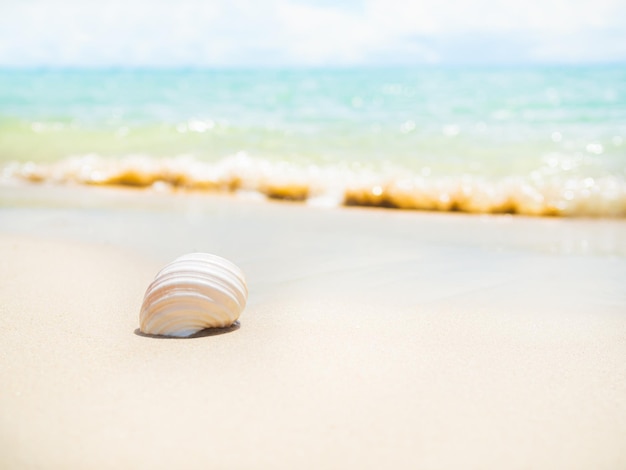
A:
[139, 253, 248, 337]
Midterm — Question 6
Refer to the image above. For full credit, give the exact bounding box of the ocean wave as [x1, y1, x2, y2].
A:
[2, 154, 625, 217]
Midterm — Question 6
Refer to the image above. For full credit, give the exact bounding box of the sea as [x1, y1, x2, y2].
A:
[1, 66, 625, 216]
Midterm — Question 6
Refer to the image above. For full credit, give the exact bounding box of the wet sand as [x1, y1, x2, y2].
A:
[1, 184, 625, 469]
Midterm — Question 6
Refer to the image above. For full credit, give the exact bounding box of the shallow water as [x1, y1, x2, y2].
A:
[1, 66, 625, 216]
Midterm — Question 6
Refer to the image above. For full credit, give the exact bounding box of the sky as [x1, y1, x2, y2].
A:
[1, 0, 625, 67]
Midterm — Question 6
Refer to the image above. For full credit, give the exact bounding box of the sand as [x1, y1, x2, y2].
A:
[1, 184, 626, 469]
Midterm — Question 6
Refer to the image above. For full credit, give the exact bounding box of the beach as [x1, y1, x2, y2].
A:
[1, 183, 625, 469]
[2, 5, 625, 469]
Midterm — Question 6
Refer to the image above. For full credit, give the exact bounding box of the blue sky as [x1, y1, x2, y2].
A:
[1, 0, 625, 67]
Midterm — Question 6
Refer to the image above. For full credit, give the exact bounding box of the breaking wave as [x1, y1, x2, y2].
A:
[3, 153, 625, 217]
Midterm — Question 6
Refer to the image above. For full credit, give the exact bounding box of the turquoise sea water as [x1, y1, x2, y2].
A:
[1, 66, 625, 216]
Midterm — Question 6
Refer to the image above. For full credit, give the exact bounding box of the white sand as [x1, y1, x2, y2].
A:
[1, 184, 625, 469]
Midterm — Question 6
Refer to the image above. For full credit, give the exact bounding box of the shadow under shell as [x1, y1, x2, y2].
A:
[134, 321, 240, 339]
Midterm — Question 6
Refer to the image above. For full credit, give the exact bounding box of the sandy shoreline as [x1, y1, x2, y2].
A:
[1, 184, 626, 469]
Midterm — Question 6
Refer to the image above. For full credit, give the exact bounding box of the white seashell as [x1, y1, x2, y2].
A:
[139, 253, 248, 337]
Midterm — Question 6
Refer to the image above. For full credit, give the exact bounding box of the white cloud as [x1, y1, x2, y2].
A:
[0, 0, 624, 66]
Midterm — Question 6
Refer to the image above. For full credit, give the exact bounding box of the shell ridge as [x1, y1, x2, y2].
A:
[144, 303, 228, 336]
[155, 264, 247, 300]
[163, 256, 246, 281]
[143, 279, 244, 316]
[144, 294, 235, 327]
[143, 271, 246, 306]
[149, 270, 246, 303]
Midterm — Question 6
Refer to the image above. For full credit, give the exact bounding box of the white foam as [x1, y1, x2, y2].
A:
[3, 154, 626, 217]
